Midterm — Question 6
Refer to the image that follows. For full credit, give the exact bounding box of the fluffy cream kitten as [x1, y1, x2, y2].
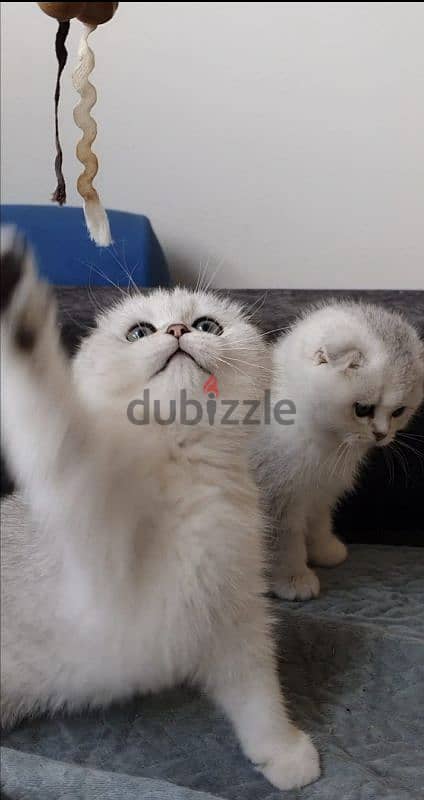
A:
[252, 302, 424, 601]
[0, 230, 319, 791]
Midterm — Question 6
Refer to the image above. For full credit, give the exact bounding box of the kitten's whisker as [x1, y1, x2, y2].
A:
[195, 258, 210, 294]
[82, 261, 129, 297]
[220, 342, 268, 355]
[398, 432, 424, 442]
[221, 344, 269, 354]
[212, 354, 263, 387]
[382, 447, 395, 485]
[340, 441, 353, 483]
[242, 292, 269, 322]
[86, 270, 109, 317]
[218, 353, 273, 373]
[389, 442, 409, 487]
[327, 441, 347, 482]
[319, 443, 341, 479]
[335, 443, 349, 481]
[220, 333, 268, 347]
[261, 325, 291, 338]
[394, 439, 424, 470]
[203, 258, 226, 293]
[108, 243, 140, 293]
[60, 308, 96, 335]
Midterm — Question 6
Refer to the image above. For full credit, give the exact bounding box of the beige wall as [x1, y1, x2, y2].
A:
[1, 2, 423, 288]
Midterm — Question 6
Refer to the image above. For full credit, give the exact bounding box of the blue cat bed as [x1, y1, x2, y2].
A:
[0, 205, 170, 287]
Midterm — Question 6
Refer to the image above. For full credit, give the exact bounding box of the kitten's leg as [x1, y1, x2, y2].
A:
[0, 230, 74, 499]
[307, 506, 347, 567]
[272, 510, 320, 600]
[0, 231, 132, 572]
[203, 612, 320, 790]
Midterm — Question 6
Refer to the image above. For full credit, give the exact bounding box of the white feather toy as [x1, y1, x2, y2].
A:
[37, 3, 119, 247]
[72, 23, 111, 246]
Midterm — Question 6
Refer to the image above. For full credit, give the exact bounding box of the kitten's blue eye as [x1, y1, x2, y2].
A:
[392, 406, 406, 418]
[354, 403, 375, 418]
[126, 323, 156, 342]
[193, 317, 223, 335]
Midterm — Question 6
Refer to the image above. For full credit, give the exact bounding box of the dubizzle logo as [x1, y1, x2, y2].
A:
[127, 382, 296, 426]
[203, 375, 220, 398]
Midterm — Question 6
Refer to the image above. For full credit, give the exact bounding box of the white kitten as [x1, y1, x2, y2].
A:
[251, 302, 424, 601]
[0, 231, 319, 792]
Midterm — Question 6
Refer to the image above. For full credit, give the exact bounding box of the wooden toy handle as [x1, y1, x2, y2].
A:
[37, 3, 119, 25]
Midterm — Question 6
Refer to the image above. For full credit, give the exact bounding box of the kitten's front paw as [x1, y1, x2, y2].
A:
[1, 227, 55, 353]
[308, 534, 348, 567]
[273, 567, 320, 601]
[256, 729, 320, 790]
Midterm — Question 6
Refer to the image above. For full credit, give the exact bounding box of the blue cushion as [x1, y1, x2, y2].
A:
[0, 205, 170, 287]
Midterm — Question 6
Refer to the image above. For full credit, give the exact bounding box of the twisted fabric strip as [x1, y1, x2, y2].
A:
[72, 24, 111, 246]
[51, 20, 70, 205]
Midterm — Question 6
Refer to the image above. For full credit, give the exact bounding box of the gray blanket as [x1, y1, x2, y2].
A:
[2, 541, 423, 800]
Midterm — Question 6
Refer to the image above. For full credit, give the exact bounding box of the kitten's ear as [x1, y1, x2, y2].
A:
[313, 348, 330, 366]
[313, 346, 363, 371]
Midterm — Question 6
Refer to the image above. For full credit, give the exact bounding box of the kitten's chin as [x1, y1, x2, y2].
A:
[154, 349, 210, 379]
[376, 436, 393, 448]
[150, 351, 210, 395]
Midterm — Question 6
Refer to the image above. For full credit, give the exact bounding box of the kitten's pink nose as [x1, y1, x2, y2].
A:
[166, 323, 189, 339]
[374, 431, 386, 443]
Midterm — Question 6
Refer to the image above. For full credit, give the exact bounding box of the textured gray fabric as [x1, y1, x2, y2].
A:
[2, 501, 423, 800]
[1, 748, 222, 800]
[54, 288, 424, 345]
[54, 288, 424, 367]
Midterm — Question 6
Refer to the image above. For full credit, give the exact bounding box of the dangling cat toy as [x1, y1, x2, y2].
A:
[37, 2, 119, 246]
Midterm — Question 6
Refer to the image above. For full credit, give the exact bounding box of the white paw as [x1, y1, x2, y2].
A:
[273, 567, 320, 601]
[308, 534, 348, 567]
[256, 730, 320, 791]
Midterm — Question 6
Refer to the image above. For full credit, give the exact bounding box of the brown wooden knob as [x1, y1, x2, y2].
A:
[37, 3, 119, 25]
[37, 3, 86, 21]
[77, 2, 119, 25]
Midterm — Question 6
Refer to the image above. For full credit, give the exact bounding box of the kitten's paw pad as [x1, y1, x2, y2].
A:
[273, 568, 320, 601]
[1, 227, 28, 313]
[257, 730, 320, 790]
[1, 227, 54, 351]
[309, 535, 348, 567]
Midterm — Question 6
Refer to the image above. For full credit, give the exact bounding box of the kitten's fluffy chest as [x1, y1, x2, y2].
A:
[290, 433, 365, 497]
[34, 422, 257, 701]
[62, 421, 255, 635]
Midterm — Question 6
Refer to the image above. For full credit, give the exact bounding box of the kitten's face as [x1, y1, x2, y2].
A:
[74, 288, 269, 417]
[310, 357, 423, 449]
[287, 305, 424, 450]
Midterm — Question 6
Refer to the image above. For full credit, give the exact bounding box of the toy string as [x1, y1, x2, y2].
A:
[51, 20, 70, 205]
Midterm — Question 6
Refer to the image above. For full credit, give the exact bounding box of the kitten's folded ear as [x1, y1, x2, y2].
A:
[313, 346, 364, 371]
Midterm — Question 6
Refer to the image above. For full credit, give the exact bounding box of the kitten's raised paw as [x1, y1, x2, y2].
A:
[1, 226, 55, 352]
[256, 729, 320, 790]
[1, 227, 28, 313]
[308, 534, 348, 567]
[273, 568, 320, 601]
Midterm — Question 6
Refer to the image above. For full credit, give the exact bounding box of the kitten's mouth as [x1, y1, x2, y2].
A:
[154, 347, 210, 377]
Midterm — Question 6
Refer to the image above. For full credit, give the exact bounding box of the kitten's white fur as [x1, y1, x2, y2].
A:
[0, 235, 319, 791]
[251, 302, 424, 600]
